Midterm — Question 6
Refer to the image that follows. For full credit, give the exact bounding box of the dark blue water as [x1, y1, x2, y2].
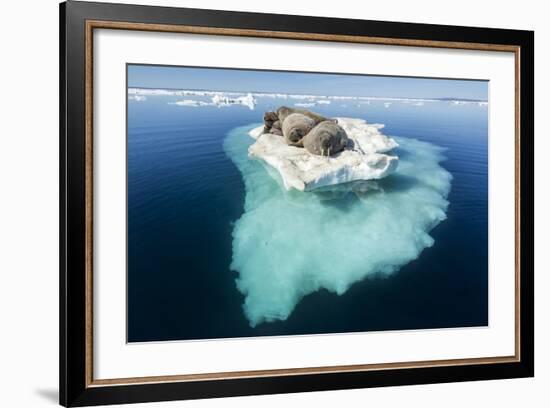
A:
[127, 96, 488, 342]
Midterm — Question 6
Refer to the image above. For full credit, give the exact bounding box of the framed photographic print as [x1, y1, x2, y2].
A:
[59, 1, 534, 406]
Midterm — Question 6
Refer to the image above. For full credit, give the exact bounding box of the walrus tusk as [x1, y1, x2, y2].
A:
[302, 120, 348, 157]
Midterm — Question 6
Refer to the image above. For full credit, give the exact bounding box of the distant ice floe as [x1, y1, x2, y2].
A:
[169, 93, 257, 110]
[128, 88, 487, 108]
[211, 93, 256, 110]
[171, 99, 210, 107]
[294, 99, 331, 108]
[450, 100, 488, 107]
[224, 122, 452, 327]
[128, 95, 146, 102]
[253, 93, 290, 99]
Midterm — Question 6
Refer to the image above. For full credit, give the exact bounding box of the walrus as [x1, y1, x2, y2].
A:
[276, 106, 333, 124]
[281, 113, 316, 146]
[302, 120, 349, 156]
[262, 111, 279, 134]
[270, 120, 283, 136]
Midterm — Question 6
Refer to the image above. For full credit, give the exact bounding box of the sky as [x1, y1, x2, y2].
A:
[128, 64, 488, 101]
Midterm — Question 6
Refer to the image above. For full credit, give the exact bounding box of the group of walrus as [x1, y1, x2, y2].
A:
[262, 106, 349, 157]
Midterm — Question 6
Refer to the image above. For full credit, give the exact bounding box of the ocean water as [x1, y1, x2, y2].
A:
[127, 96, 488, 342]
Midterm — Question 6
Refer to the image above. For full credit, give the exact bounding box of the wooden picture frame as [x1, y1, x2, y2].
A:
[60, 1, 534, 406]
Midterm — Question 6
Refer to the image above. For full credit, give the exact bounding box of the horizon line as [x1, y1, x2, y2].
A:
[127, 86, 489, 103]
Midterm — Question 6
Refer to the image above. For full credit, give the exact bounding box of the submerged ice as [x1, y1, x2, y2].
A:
[223, 123, 452, 327]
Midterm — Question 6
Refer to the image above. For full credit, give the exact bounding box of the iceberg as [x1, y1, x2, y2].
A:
[128, 94, 146, 102]
[224, 125, 452, 327]
[171, 99, 210, 107]
[248, 118, 399, 191]
[170, 93, 257, 109]
[211, 93, 256, 110]
[224, 123, 452, 327]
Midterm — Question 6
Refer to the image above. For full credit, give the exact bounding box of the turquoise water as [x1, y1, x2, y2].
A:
[127, 96, 488, 342]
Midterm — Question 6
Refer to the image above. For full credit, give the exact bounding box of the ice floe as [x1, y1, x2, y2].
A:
[170, 93, 257, 109]
[211, 93, 256, 110]
[248, 118, 399, 191]
[171, 99, 210, 107]
[128, 94, 146, 102]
